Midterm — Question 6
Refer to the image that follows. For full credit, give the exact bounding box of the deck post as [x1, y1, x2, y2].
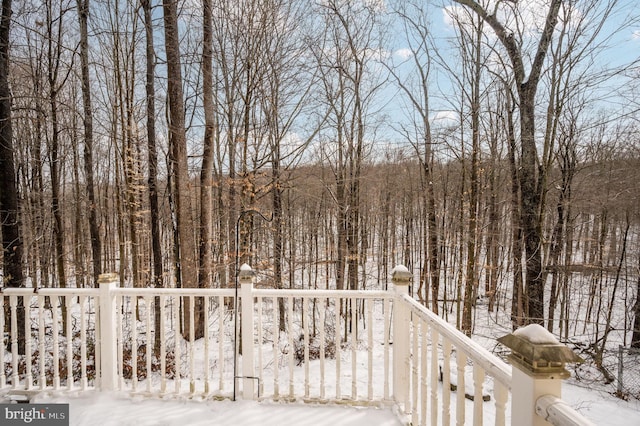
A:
[98, 273, 119, 391]
[498, 324, 584, 426]
[391, 265, 412, 409]
[239, 264, 256, 399]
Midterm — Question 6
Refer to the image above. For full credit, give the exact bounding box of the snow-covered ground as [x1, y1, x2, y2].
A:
[31, 392, 402, 426]
[28, 384, 640, 426]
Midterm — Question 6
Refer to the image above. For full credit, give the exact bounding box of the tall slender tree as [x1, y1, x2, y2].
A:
[163, 0, 202, 338]
[76, 0, 101, 283]
[1, 0, 25, 352]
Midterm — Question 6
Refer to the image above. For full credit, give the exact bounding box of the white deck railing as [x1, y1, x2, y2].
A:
[0, 265, 592, 425]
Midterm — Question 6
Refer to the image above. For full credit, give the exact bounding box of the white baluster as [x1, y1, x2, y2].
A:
[203, 296, 210, 395]
[273, 296, 279, 399]
[319, 298, 326, 400]
[456, 351, 467, 426]
[66, 295, 73, 390]
[257, 296, 263, 398]
[367, 298, 373, 401]
[80, 295, 88, 391]
[351, 298, 357, 400]
[383, 298, 390, 400]
[304, 297, 310, 399]
[38, 295, 46, 390]
[411, 316, 419, 425]
[287, 296, 294, 399]
[189, 295, 195, 394]
[160, 294, 166, 394]
[217, 295, 224, 391]
[145, 296, 153, 394]
[421, 321, 428, 426]
[430, 328, 439, 426]
[174, 295, 181, 394]
[25, 293, 33, 390]
[494, 380, 508, 426]
[442, 340, 452, 425]
[473, 364, 485, 426]
[132, 296, 138, 392]
[52, 296, 60, 390]
[335, 297, 341, 400]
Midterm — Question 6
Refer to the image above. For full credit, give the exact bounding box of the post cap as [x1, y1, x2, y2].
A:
[97, 273, 119, 284]
[391, 265, 412, 284]
[238, 263, 256, 281]
[498, 324, 583, 379]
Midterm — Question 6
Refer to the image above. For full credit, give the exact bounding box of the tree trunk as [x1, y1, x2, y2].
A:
[199, 0, 214, 291]
[77, 0, 101, 283]
[1, 0, 25, 353]
[162, 0, 202, 339]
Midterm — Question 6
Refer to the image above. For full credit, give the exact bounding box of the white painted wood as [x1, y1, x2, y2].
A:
[52, 295, 60, 390]
[132, 296, 138, 392]
[351, 298, 357, 400]
[303, 297, 310, 399]
[273, 296, 280, 399]
[257, 296, 263, 398]
[319, 298, 326, 400]
[367, 299, 373, 401]
[495, 380, 509, 426]
[442, 339, 452, 426]
[189, 295, 195, 394]
[159, 294, 166, 394]
[536, 395, 596, 426]
[98, 274, 119, 392]
[457, 351, 467, 426]
[430, 327, 439, 426]
[511, 366, 561, 426]
[25, 294, 33, 389]
[173, 296, 181, 394]
[420, 320, 428, 426]
[10, 295, 19, 389]
[335, 297, 341, 400]
[218, 295, 224, 392]
[411, 316, 419, 426]
[145, 296, 153, 394]
[116, 294, 123, 391]
[287, 296, 294, 399]
[65, 295, 73, 390]
[240, 275, 255, 400]
[38, 295, 46, 390]
[392, 281, 410, 407]
[473, 364, 485, 426]
[383, 297, 390, 401]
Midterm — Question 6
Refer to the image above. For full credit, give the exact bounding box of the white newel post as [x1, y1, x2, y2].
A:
[391, 265, 412, 408]
[239, 264, 256, 399]
[498, 324, 585, 426]
[98, 273, 119, 391]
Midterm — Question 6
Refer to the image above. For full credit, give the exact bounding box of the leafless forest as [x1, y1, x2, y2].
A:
[1, 0, 639, 381]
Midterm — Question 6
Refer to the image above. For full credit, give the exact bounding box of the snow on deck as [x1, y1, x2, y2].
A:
[31, 392, 403, 426]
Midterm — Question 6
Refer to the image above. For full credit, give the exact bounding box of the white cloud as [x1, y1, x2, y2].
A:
[633, 30, 640, 40]
[394, 48, 414, 60]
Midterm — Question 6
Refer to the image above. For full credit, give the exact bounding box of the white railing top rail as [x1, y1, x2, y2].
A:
[1, 287, 100, 297]
[400, 293, 513, 388]
[536, 395, 596, 426]
[252, 288, 391, 299]
[113, 287, 235, 297]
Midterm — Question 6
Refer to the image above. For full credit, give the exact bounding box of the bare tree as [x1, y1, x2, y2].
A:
[163, 0, 202, 338]
[453, 0, 562, 324]
[1, 0, 26, 352]
[76, 0, 101, 282]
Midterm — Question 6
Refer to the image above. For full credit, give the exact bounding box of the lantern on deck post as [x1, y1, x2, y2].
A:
[498, 324, 584, 426]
